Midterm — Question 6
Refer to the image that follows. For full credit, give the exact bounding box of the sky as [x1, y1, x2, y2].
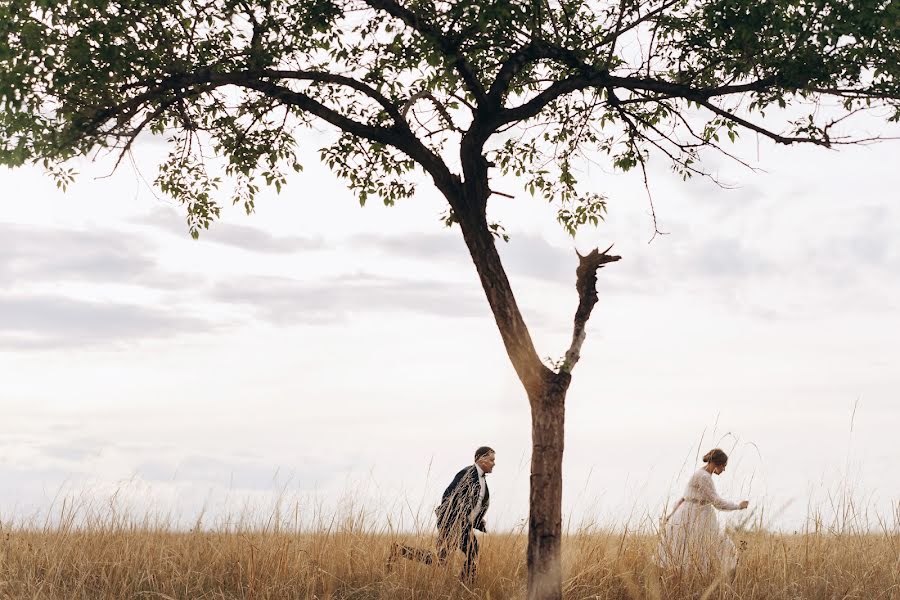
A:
[1, 107, 898, 535]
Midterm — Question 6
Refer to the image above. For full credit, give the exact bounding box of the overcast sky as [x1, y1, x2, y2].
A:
[1, 109, 898, 534]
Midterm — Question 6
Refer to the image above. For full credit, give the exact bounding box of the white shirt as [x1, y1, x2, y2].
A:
[469, 462, 487, 523]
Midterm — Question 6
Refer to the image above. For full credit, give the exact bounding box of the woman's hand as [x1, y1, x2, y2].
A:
[738, 500, 749, 510]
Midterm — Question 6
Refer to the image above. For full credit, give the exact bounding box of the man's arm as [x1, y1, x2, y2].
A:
[437, 466, 475, 526]
[440, 467, 471, 506]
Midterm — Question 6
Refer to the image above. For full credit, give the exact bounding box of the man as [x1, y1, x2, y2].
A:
[387, 446, 495, 585]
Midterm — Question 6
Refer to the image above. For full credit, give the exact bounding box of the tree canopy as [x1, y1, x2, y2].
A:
[2, 0, 898, 238]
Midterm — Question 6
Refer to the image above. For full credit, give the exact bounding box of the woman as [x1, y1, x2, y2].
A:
[656, 448, 749, 575]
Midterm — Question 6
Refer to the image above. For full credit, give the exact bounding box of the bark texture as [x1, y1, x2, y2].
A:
[455, 190, 620, 600]
[527, 375, 568, 600]
[561, 248, 622, 373]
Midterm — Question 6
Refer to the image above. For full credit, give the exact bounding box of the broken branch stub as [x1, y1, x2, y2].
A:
[560, 246, 621, 374]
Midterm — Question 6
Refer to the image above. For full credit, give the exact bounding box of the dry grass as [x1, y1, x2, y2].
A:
[0, 501, 897, 599]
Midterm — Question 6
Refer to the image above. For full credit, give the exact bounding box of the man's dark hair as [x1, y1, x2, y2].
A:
[474, 446, 495, 461]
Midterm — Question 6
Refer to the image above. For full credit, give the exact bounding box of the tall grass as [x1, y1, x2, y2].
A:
[0, 493, 896, 599]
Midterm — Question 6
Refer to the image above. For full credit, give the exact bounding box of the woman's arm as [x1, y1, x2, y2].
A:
[694, 474, 742, 511]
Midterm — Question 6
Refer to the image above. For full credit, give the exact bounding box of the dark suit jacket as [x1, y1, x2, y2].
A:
[435, 465, 490, 534]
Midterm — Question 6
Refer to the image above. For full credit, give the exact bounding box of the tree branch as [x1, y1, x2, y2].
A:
[559, 246, 622, 375]
[488, 67, 783, 135]
[258, 69, 405, 123]
[487, 40, 542, 104]
[606, 74, 782, 100]
[90, 70, 461, 198]
[454, 208, 552, 390]
[401, 90, 464, 133]
[695, 98, 831, 147]
[237, 77, 460, 195]
[492, 72, 610, 128]
[559, 246, 621, 374]
[119, 68, 407, 126]
[105, 95, 181, 174]
[593, 0, 682, 57]
[362, 0, 488, 105]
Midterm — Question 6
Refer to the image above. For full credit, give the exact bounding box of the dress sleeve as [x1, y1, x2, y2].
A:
[692, 471, 740, 511]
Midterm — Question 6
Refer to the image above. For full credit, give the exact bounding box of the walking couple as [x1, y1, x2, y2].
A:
[387, 445, 748, 585]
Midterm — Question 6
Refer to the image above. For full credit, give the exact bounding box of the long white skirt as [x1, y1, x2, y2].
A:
[656, 502, 737, 574]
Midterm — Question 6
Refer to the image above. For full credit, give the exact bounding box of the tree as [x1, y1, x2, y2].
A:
[2, 0, 898, 597]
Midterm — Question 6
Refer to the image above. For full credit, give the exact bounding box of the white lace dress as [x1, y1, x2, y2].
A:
[656, 468, 741, 573]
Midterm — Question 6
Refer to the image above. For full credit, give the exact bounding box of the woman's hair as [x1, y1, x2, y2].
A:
[702, 448, 728, 466]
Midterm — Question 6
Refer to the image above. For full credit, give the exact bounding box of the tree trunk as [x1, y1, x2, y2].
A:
[453, 196, 549, 390]
[527, 373, 569, 600]
[451, 186, 617, 600]
[453, 199, 567, 600]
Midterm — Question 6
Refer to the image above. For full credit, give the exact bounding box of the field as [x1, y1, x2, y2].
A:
[0, 503, 896, 600]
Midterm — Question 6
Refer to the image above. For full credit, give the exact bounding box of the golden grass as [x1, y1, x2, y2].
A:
[0, 500, 896, 599]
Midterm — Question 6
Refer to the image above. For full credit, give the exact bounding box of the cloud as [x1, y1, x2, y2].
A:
[351, 231, 465, 259]
[806, 204, 900, 282]
[0, 294, 215, 349]
[0, 218, 222, 350]
[498, 233, 580, 284]
[684, 237, 774, 279]
[135, 456, 329, 491]
[0, 465, 84, 493]
[1, 222, 159, 286]
[207, 223, 326, 253]
[135, 209, 326, 253]
[40, 438, 107, 463]
[352, 231, 579, 284]
[211, 273, 486, 324]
